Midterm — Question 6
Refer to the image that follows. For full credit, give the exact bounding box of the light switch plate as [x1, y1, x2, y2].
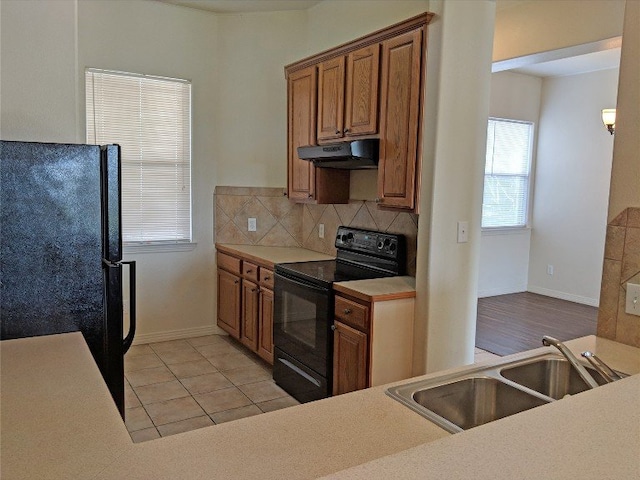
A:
[626, 283, 640, 316]
[248, 218, 257, 232]
[457, 221, 469, 243]
[318, 223, 325, 239]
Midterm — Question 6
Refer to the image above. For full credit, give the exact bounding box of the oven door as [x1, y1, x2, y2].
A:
[273, 271, 332, 378]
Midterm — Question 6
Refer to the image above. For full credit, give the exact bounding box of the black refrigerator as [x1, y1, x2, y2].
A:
[0, 140, 136, 418]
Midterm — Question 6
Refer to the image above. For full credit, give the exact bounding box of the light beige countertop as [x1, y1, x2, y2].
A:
[334, 276, 416, 302]
[215, 243, 334, 268]
[2, 333, 639, 479]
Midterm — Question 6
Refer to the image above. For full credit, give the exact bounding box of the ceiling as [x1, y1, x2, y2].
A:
[512, 47, 621, 77]
[155, 0, 321, 13]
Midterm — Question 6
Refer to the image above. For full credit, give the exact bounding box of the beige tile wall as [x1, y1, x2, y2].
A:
[214, 186, 419, 276]
[597, 207, 640, 347]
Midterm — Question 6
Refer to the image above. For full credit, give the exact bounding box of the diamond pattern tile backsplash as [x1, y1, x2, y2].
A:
[597, 207, 640, 347]
[214, 186, 418, 276]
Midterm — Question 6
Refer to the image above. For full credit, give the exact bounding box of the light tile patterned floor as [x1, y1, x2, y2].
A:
[124, 335, 500, 443]
[124, 334, 299, 443]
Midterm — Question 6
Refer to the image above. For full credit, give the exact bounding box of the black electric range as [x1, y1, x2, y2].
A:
[273, 226, 406, 403]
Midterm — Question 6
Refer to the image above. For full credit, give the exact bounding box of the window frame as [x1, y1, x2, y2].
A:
[481, 117, 535, 232]
[85, 68, 194, 250]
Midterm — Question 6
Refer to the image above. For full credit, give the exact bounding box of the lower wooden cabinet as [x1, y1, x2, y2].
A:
[258, 287, 274, 364]
[216, 250, 274, 365]
[217, 268, 241, 339]
[332, 291, 414, 396]
[240, 280, 260, 351]
[333, 321, 368, 395]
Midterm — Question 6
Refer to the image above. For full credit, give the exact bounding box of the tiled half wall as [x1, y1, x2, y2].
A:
[597, 207, 640, 347]
[214, 186, 419, 276]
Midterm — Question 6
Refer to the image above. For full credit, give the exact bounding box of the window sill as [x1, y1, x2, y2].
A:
[481, 227, 531, 236]
[123, 242, 198, 254]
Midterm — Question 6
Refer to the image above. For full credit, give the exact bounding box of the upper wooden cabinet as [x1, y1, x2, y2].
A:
[285, 12, 432, 209]
[287, 66, 317, 202]
[287, 65, 350, 204]
[317, 56, 345, 142]
[377, 27, 424, 210]
[317, 45, 380, 143]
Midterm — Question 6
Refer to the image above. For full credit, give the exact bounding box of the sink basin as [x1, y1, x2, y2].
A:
[387, 374, 549, 433]
[412, 377, 548, 431]
[500, 358, 608, 399]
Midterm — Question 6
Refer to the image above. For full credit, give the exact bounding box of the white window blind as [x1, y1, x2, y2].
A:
[86, 68, 192, 244]
[482, 118, 533, 229]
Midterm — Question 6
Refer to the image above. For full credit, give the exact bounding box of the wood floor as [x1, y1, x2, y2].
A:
[475, 292, 598, 356]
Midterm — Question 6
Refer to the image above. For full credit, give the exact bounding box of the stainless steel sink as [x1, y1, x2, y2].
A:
[500, 357, 608, 399]
[386, 352, 625, 434]
[411, 376, 547, 431]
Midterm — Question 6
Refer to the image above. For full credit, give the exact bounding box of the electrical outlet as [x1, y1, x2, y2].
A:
[248, 218, 257, 232]
[457, 221, 468, 243]
[318, 223, 325, 239]
[547, 265, 554, 276]
[626, 283, 640, 316]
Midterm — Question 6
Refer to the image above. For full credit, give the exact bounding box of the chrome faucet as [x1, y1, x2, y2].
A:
[542, 336, 600, 389]
[581, 351, 623, 383]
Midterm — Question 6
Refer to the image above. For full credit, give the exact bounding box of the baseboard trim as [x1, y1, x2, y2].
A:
[526, 286, 599, 307]
[478, 285, 527, 298]
[132, 325, 223, 345]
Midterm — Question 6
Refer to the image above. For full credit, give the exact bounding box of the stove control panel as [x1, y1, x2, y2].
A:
[335, 226, 404, 260]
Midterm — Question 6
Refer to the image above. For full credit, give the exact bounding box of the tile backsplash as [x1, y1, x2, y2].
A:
[597, 207, 640, 347]
[214, 186, 418, 276]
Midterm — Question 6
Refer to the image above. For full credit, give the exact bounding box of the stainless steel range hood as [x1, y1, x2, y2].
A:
[297, 139, 378, 169]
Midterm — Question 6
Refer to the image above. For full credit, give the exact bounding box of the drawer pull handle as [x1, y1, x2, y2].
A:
[343, 308, 351, 314]
[264, 276, 270, 281]
[331, 325, 336, 331]
[234, 280, 239, 284]
[246, 269, 253, 273]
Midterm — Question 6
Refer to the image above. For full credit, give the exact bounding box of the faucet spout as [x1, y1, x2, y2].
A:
[542, 336, 599, 389]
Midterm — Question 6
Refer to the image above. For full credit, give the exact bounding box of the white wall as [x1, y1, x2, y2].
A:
[478, 71, 542, 297]
[2, 0, 222, 343]
[415, 0, 495, 373]
[527, 68, 617, 306]
[493, 0, 625, 62]
[1, 0, 78, 141]
[77, 0, 221, 343]
[215, 11, 308, 187]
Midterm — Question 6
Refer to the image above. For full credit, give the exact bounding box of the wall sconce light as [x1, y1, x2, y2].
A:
[602, 109, 616, 135]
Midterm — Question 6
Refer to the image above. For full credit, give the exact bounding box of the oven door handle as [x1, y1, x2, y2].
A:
[277, 357, 322, 387]
[276, 273, 330, 294]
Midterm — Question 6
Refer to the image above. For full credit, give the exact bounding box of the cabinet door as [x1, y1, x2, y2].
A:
[317, 57, 345, 142]
[287, 66, 317, 201]
[240, 280, 259, 351]
[333, 321, 368, 395]
[345, 45, 380, 137]
[217, 269, 241, 339]
[377, 27, 423, 210]
[258, 287, 274, 364]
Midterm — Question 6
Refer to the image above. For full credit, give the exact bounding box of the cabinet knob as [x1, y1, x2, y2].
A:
[251, 287, 258, 293]
[264, 276, 270, 281]
[375, 198, 381, 203]
[343, 128, 349, 133]
[335, 130, 340, 134]
[331, 325, 336, 331]
[343, 308, 352, 315]
[246, 269, 252, 273]
[308, 193, 313, 198]
[234, 279, 239, 284]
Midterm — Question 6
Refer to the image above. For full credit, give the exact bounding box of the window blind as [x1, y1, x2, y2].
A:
[86, 68, 192, 244]
[482, 118, 533, 229]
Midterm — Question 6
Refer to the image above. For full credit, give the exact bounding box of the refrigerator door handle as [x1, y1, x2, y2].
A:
[120, 261, 136, 354]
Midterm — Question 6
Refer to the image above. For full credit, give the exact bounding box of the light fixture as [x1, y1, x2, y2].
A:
[602, 109, 616, 135]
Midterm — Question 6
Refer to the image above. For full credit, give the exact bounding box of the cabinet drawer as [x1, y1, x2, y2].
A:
[334, 296, 369, 332]
[242, 261, 259, 282]
[217, 252, 241, 275]
[259, 268, 274, 290]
